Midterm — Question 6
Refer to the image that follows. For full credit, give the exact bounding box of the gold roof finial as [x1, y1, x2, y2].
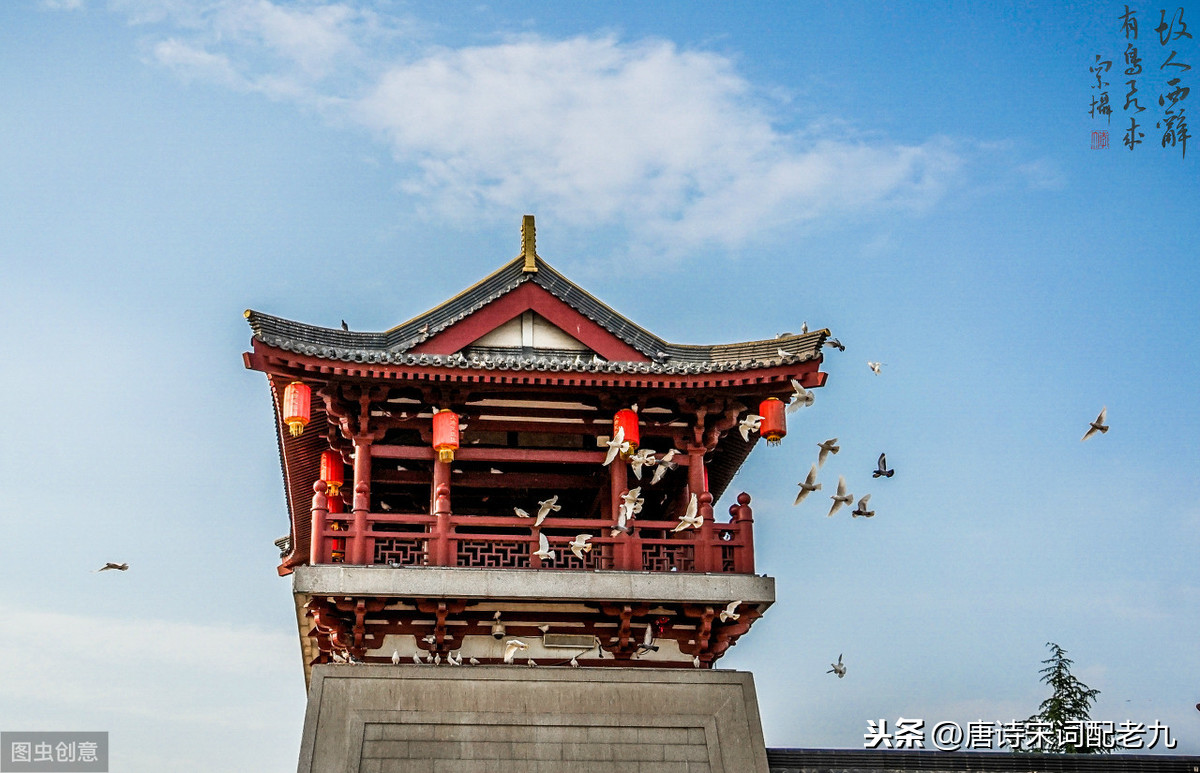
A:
[520, 214, 537, 273]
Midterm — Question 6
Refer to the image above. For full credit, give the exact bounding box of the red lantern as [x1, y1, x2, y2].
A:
[327, 492, 345, 562]
[613, 408, 640, 454]
[319, 450, 344, 496]
[433, 409, 460, 463]
[282, 381, 311, 437]
[759, 397, 787, 445]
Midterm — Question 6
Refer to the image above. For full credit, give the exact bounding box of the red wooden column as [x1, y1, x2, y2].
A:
[687, 447, 715, 572]
[609, 455, 635, 569]
[349, 436, 372, 565]
[431, 458, 452, 566]
[309, 480, 329, 565]
[729, 493, 755, 574]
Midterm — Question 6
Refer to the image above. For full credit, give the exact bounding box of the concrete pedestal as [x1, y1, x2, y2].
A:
[297, 665, 770, 773]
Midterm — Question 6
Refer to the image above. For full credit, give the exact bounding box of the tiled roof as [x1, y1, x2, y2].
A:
[245, 255, 827, 371]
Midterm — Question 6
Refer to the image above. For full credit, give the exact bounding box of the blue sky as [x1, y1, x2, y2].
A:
[1, 1, 1197, 769]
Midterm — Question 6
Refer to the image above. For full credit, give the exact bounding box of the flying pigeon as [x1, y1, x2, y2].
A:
[534, 532, 556, 562]
[629, 448, 657, 479]
[851, 494, 875, 518]
[1082, 407, 1108, 441]
[817, 438, 840, 467]
[673, 494, 702, 532]
[867, 361, 883, 375]
[719, 601, 741, 623]
[95, 563, 129, 572]
[391, 650, 400, 665]
[873, 453, 894, 478]
[788, 379, 815, 412]
[568, 534, 593, 559]
[824, 338, 845, 351]
[535, 495, 560, 526]
[650, 449, 680, 485]
[603, 427, 630, 466]
[828, 654, 846, 678]
[794, 464, 822, 505]
[620, 487, 644, 521]
[828, 476, 853, 517]
[738, 414, 764, 441]
[503, 639, 528, 664]
[514, 507, 531, 518]
[610, 507, 630, 538]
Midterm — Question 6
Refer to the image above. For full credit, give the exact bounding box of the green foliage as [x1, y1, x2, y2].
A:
[1021, 642, 1105, 754]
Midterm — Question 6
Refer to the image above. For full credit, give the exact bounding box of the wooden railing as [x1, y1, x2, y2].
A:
[307, 482, 756, 574]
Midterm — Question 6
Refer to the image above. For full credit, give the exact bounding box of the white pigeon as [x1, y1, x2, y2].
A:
[569, 656, 580, 668]
[331, 650, 347, 663]
[629, 448, 657, 479]
[778, 348, 791, 359]
[535, 495, 560, 526]
[469, 657, 480, 666]
[673, 494, 702, 532]
[568, 534, 593, 559]
[867, 361, 883, 375]
[503, 639, 528, 664]
[514, 507, 531, 518]
[794, 464, 821, 505]
[534, 532, 556, 562]
[650, 449, 680, 485]
[737, 414, 764, 441]
[828, 653, 846, 678]
[801, 320, 809, 334]
[433, 653, 441, 666]
[719, 600, 741, 623]
[610, 507, 630, 538]
[527, 658, 538, 668]
[817, 438, 840, 467]
[603, 427, 630, 466]
[1082, 407, 1108, 441]
[851, 494, 874, 519]
[641, 624, 658, 652]
[827, 476, 853, 517]
[788, 379, 814, 412]
[448, 651, 462, 666]
[692, 656, 701, 668]
[379, 501, 393, 511]
[391, 650, 400, 665]
[620, 487, 644, 520]
[412, 653, 423, 665]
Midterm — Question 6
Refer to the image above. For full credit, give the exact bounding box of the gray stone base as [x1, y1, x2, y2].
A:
[297, 665, 769, 773]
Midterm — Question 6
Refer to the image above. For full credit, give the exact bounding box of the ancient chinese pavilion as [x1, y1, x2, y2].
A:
[244, 217, 829, 772]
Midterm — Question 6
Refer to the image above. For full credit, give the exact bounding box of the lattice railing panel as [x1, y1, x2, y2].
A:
[641, 542, 695, 572]
[374, 537, 427, 566]
[553, 542, 612, 570]
[720, 545, 737, 573]
[458, 539, 531, 569]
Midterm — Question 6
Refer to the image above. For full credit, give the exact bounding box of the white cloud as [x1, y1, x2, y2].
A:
[153, 37, 247, 88]
[0, 603, 295, 723]
[120, 2, 966, 254]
